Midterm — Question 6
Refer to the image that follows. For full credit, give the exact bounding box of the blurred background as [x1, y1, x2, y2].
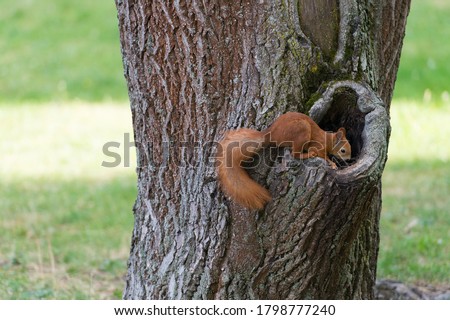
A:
[0, 0, 448, 299]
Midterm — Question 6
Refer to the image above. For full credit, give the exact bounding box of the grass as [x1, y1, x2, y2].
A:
[378, 102, 450, 284]
[393, 0, 450, 105]
[0, 0, 127, 103]
[0, 104, 136, 299]
[0, 176, 135, 299]
[378, 0, 450, 286]
[0, 0, 449, 299]
[380, 162, 449, 284]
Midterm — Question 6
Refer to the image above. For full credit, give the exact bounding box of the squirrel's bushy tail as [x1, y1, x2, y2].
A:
[217, 128, 272, 210]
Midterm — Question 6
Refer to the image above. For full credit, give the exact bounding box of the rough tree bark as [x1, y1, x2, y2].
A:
[116, 0, 410, 299]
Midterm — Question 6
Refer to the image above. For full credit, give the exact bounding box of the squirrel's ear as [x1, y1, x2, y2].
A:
[336, 127, 346, 140]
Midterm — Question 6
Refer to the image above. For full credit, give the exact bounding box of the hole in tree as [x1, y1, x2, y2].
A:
[317, 88, 365, 163]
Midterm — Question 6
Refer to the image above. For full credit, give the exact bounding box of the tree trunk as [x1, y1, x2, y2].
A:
[116, 0, 410, 299]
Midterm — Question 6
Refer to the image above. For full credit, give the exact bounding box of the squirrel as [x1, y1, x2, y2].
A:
[217, 112, 352, 210]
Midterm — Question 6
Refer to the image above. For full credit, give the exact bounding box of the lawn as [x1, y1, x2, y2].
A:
[0, 0, 449, 299]
[0, 0, 126, 102]
[393, 0, 450, 104]
[379, 102, 450, 284]
[0, 104, 136, 299]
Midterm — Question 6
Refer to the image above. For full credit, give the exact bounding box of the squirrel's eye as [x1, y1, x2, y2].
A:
[340, 148, 346, 154]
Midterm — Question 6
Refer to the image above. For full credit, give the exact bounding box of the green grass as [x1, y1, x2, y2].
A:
[0, 104, 136, 299]
[0, 0, 127, 102]
[393, 0, 450, 104]
[0, 0, 449, 299]
[0, 176, 135, 299]
[377, 0, 450, 285]
[380, 162, 449, 284]
[378, 102, 450, 284]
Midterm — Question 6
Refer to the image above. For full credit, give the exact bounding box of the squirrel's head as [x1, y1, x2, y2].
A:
[331, 127, 351, 160]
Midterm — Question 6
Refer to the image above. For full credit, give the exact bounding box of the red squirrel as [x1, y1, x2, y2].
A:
[217, 112, 352, 210]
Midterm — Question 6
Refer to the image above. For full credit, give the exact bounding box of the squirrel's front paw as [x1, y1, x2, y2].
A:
[330, 162, 338, 170]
